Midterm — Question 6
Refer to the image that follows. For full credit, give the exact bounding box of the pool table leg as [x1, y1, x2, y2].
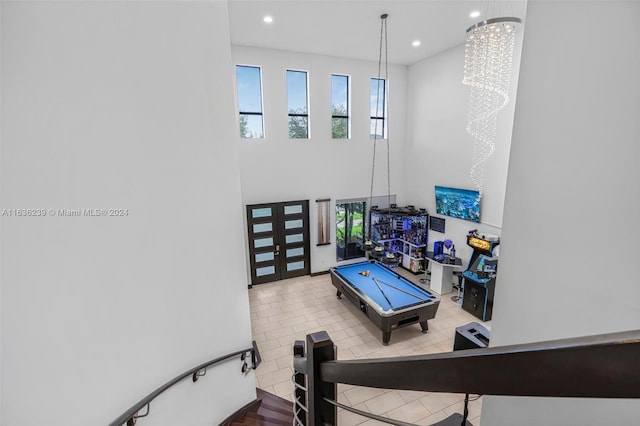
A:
[382, 331, 391, 345]
[336, 290, 342, 299]
[420, 320, 429, 333]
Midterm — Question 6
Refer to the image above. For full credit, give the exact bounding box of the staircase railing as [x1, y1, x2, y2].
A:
[109, 341, 261, 426]
[293, 329, 640, 425]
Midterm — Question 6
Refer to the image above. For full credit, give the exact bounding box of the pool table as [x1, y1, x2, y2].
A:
[330, 260, 440, 345]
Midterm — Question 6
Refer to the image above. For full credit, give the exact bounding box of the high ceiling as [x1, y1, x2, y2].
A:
[227, 0, 528, 65]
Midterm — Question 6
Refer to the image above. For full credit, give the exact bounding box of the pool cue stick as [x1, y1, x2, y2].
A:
[376, 278, 427, 301]
[371, 276, 393, 308]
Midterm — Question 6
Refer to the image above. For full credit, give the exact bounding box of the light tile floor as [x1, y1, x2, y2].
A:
[249, 266, 490, 426]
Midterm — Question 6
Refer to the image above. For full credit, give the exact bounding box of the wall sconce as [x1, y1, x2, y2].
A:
[316, 198, 331, 246]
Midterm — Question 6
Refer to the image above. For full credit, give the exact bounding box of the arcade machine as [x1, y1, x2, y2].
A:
[461, 230, 500, 322]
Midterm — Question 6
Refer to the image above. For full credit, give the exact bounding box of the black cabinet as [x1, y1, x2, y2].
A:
[453, 322, 490, 351]
[461, 275, 495, 322]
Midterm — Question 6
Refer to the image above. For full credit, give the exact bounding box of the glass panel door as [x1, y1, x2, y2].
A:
[278, 200, 310, 280]
[246, 200, 310, 285]
[246, 203, 278, 284]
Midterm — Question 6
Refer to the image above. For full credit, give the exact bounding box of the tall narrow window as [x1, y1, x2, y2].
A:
[236, 65, 264, 138]
[287, 70, 309, 138]
[336, 201, 366, 261]
[370, 78, 386, 139]
[331, 74, 349, 139]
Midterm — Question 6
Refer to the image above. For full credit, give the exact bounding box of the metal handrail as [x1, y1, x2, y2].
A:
[323, 397, 417, 426]
[295, 398, 308, 413]
[109, 342, 260, 426]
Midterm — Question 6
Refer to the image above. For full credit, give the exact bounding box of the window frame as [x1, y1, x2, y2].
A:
[331, 74, 350, 139]
[286, 69, 310, 139]
[370, 77, 387, 139]
[236, 64, 265, 139]
[336, 200, 367, 261]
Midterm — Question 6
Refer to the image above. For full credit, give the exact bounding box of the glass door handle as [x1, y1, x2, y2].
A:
[274, 245, 280, 256]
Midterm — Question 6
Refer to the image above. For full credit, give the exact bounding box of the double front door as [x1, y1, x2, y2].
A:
[246, 200, 310, 285]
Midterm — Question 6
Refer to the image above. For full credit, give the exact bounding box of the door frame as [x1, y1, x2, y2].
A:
[246, 200, 310, 285]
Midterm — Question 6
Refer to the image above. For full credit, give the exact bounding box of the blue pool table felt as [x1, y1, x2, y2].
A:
[334, 262, 435, 312]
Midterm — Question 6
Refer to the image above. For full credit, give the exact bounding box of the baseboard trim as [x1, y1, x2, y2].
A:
[310, 270, 330, 277]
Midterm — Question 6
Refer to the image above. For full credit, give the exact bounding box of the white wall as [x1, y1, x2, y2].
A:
[1, 2, 255, 425]
[482, 1, 640, 424]
[0, 1, 3, 421]
[403, 31, 525, 264]
[231, 46, 408, 274]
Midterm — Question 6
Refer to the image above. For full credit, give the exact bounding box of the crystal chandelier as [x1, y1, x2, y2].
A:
[463, 17, 521, 198]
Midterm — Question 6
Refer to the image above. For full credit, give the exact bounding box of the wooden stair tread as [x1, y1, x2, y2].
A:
[256, 389, 293, 413]
[256, 388, 293, 405]
[248, 407, 292, 422]
[257, 399, 293, 414]
[257, 403, 293, 417]
[244, 411, 292, 426]
[229, 388, 295, 426]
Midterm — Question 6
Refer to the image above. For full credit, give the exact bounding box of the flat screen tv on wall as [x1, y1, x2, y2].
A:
[435, 186, 481, 223]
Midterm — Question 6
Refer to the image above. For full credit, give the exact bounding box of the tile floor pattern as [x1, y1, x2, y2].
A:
[249, 267, 489, 426]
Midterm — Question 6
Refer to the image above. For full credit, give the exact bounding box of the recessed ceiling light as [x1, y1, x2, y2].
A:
[263, 16, 273, 23]
[412, 40, 421, 47]
[470, 11, 481, 18]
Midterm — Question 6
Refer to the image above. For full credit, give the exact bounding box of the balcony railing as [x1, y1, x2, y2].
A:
[293, 329, 640, 425]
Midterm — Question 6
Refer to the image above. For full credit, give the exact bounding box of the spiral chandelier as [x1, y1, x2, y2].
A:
[463, 17, 521, 199]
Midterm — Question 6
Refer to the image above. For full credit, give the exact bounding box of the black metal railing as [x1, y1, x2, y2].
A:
[292, 329, 640, 425]
[109, 341, 261, 426]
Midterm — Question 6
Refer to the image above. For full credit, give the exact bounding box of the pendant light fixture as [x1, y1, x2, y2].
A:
[364, 13, 395, 265]
[463, 16, 521, 199]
